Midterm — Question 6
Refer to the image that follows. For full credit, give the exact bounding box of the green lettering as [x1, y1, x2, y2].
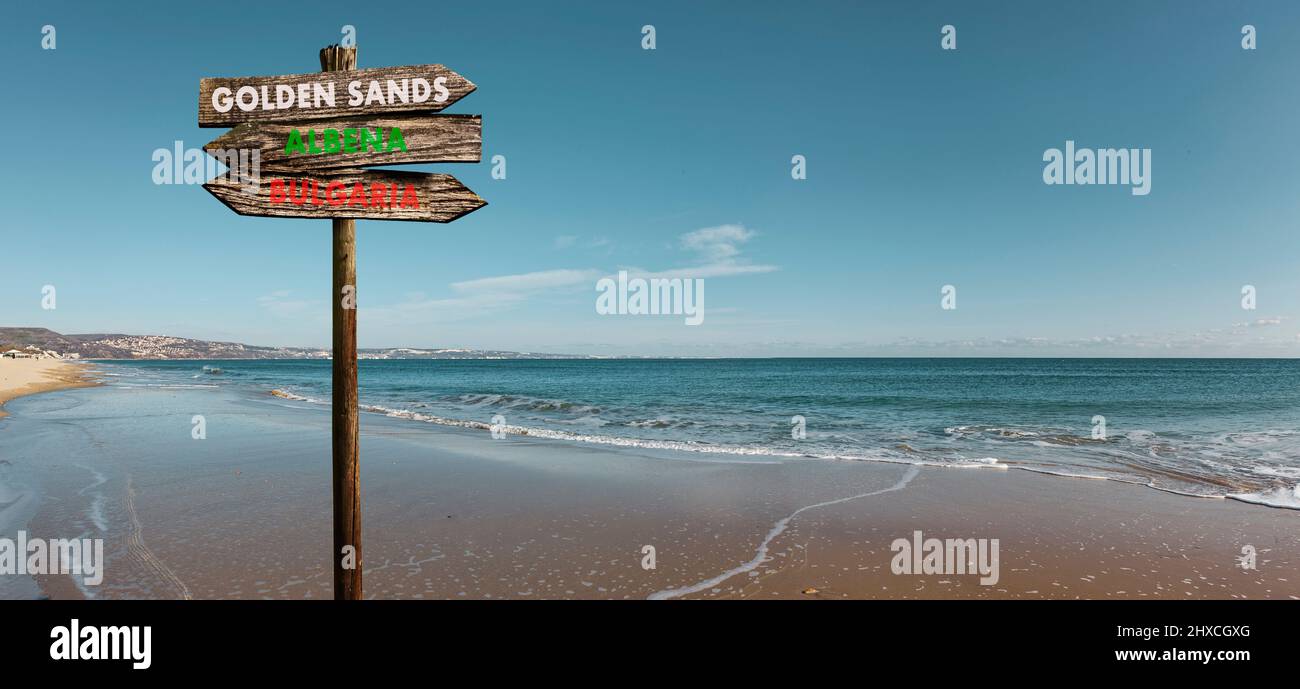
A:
[385, 127, 407, 152]
[342, 128, 357, 153]
[324, 129, 341, 154]
[284, 129, 305, 155]
[308, 130, 323, 155]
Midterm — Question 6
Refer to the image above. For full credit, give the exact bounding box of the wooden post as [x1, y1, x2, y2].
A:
[200, 48, 483, 601]
[320, 44, 362, 601]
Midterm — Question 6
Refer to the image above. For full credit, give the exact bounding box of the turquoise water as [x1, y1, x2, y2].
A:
[99, 358, 1300, 506]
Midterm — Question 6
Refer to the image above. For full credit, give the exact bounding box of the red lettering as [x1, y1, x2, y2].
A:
[288, 180, 308, 205]
[327, 181, 346, 206]
[348, 183, 366, 207]
[269, 179, 286, 203]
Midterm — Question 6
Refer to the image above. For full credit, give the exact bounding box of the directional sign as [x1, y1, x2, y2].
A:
[204, 115, 481, 171]
[199, 46, 485, 600]
[198, 64, 475, 127]
[204, 168, 486, 222]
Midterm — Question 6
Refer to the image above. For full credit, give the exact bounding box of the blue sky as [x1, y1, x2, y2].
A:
[4, 1, 1300, 356]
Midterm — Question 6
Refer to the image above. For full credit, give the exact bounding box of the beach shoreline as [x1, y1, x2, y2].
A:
[0, 358, 99, 420]
[2, 377, 1296, 600]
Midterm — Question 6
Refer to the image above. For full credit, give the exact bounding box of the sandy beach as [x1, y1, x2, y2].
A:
[0, 358, 98, 420]
[1, 373, 1296, 601]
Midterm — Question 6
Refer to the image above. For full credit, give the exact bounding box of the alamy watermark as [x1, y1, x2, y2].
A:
[152, 141, 260, 194]
[50, 619, 151, 670]
[890, 530, 1000, 585]
[641, 545, 656, 570]
[0, 531, 104, 586]
[1238, 545, 1256, 570]
[1043, 140, 1150, 196]
[596, 270, 704, 325]
[941, 24, 956, 50]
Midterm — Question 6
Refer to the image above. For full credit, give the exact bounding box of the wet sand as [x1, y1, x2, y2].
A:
[703, 467, 1300, 599]
[2, 380, 1297, 600]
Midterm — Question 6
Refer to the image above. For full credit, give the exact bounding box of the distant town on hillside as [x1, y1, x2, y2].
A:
[0, 328, 606, 361]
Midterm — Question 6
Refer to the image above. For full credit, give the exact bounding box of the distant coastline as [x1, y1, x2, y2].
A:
[6, 327, 1300, 361]
[0, 327, 609, 361]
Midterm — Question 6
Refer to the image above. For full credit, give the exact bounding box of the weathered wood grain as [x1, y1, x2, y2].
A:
[204, 115, 481, 171]
[203, 168, 486, 223]
[321, 43, 363, 603]
[199, 63, 475, 127]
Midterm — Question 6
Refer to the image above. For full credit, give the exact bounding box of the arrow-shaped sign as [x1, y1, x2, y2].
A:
[203, 168, 486, 223]
[205, 115, 481, 171]
[199, 64, 475, 127]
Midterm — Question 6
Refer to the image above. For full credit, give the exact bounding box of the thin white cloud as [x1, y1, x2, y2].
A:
[613, 263, 777, 279]
[1235, 316, 1284, 328]
[256, 291, 320, 317]
[620, 223, 779, 279]
[363, 269, 601, 327]
[362, 223, 776, 328]
[679, 224, 755, 262]
[451, 268, 603, 295]
[555, 235, 612, 250]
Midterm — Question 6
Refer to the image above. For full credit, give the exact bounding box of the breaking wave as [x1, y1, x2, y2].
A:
[252, 388, 1300, 510]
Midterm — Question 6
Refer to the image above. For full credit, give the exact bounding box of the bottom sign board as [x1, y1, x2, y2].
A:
[203, 168, 486, 222]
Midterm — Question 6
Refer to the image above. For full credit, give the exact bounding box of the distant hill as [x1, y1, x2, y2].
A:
[0, 328, 599, 360]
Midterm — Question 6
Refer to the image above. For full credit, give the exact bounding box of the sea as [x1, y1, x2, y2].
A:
[95, 357, 1300, 509]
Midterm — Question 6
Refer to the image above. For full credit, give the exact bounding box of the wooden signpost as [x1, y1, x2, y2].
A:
[198, 63, 476, 127]
[203, 114, 482, 171]
[204, 168, 486, 222]
[199, 44, 485, 599]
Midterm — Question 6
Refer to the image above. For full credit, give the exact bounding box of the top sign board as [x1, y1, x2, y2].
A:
[199, 64, 475, 127]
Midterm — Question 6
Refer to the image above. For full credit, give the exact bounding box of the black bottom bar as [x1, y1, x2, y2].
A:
[6, 599, 1294, 677]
